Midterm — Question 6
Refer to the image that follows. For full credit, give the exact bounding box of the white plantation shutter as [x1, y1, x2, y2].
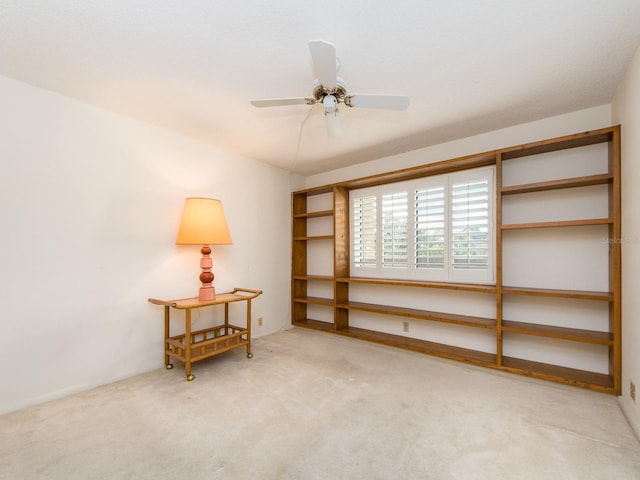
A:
[382, 192, 408, 269]
[352, 194, 377, 268]
[414, 186, 446, 270]
[350, 166, 494, 283]
[451, 179, 490, 271]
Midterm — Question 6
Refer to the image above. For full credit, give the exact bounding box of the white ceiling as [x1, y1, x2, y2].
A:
[1, 1, 639, 176]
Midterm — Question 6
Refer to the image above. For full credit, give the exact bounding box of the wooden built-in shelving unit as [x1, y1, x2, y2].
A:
[291, 126, 621, 394]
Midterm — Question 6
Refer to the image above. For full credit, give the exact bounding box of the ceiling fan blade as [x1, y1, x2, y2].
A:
[309, 40, 337, 89]
[251, 97, 314, 108]
[346, 94, 410, 110]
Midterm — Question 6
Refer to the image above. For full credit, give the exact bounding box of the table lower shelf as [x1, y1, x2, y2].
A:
[166, 324, 250, 365]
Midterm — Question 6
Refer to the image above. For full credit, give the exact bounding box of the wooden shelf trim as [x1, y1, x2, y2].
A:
[336, 277, 496, 293]
[293, 209, 334, 218]
[500, 173, 613, 195]
[337, 301, 496, 329]
[501, 356, 614, 391]
[501, 286, 612, 301]
[293, 296, 334, 307]
[501, 217, 612, 230]
[502, 320, 613, 345]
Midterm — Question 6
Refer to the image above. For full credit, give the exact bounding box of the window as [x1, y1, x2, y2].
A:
[350, 166, 495, 284]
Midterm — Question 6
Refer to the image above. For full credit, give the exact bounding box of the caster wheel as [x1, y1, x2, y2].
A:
[166, 364, 174, 370]
[247, 352, 253, 359]
[186, 374, 195, 381]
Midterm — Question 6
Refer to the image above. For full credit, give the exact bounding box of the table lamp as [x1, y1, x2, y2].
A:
[176, 197, 232, 301]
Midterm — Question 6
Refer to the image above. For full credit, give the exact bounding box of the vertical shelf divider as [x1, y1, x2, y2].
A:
[334, 186, 350, 331]
[292, 193, 308, 324]
[609, 126, 622, 394]
[495, 152, 504, 366]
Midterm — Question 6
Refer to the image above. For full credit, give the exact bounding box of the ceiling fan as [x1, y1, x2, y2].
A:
[250, 40, 410, 137]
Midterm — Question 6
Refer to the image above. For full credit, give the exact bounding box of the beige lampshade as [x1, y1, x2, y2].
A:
[176, 197, 232, 245]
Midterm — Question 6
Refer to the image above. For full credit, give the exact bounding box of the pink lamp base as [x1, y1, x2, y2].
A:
[199, 285, 215, 302]
[198, 245, 216, 301]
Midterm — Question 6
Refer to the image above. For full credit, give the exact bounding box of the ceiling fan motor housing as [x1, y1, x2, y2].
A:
[313, 77, 347, 102]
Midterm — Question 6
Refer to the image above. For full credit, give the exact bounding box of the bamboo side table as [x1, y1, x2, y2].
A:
[148, 288, 262, 381]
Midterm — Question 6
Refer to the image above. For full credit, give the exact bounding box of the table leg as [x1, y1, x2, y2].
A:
[246, 299, 253, 358]
[185, 308, 194, 381]
[164, 306, 173, 370]
[224, 303, 229, 336]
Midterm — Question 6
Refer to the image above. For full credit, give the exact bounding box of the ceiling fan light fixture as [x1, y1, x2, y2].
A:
[322, 94, 338, 113]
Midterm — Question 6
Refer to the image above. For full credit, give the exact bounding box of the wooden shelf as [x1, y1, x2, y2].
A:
[293, 209, 334, 218]
[502, 320, 613, 345]
[293, 275, 335, 282]
[501, 173, 613, 195]
[501, 286, 612, 301]
[292, 319, 335, 332]
[500, 127, 615, 160]
[293, 235, 335, 241]
[334, 326, 497, 366]
[337, 301, 495, 329]
[336, 277, 496, 293]
[501, 356, 614, 392]
[294, 185, 334, 196]
[501, 218, 612, 230]
[294, 296, 333, 307]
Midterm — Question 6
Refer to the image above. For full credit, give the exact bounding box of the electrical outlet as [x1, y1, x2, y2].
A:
[403, 321, 409, 332]
[257, 316, 263, 327]
[631, 381, 636, 402]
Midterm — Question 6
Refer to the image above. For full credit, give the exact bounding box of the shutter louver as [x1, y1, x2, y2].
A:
[415, 186, 445, 269]
[382, 192, 408, 268]
[451, 179, 489, 270]
[353, 195, 377, 268]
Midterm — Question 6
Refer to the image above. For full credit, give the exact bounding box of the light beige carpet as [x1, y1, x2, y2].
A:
[1, 327, 639, 479]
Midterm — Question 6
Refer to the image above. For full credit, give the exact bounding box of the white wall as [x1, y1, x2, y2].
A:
[612, 44, 640, 438]
[0, 75, 292, 414]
